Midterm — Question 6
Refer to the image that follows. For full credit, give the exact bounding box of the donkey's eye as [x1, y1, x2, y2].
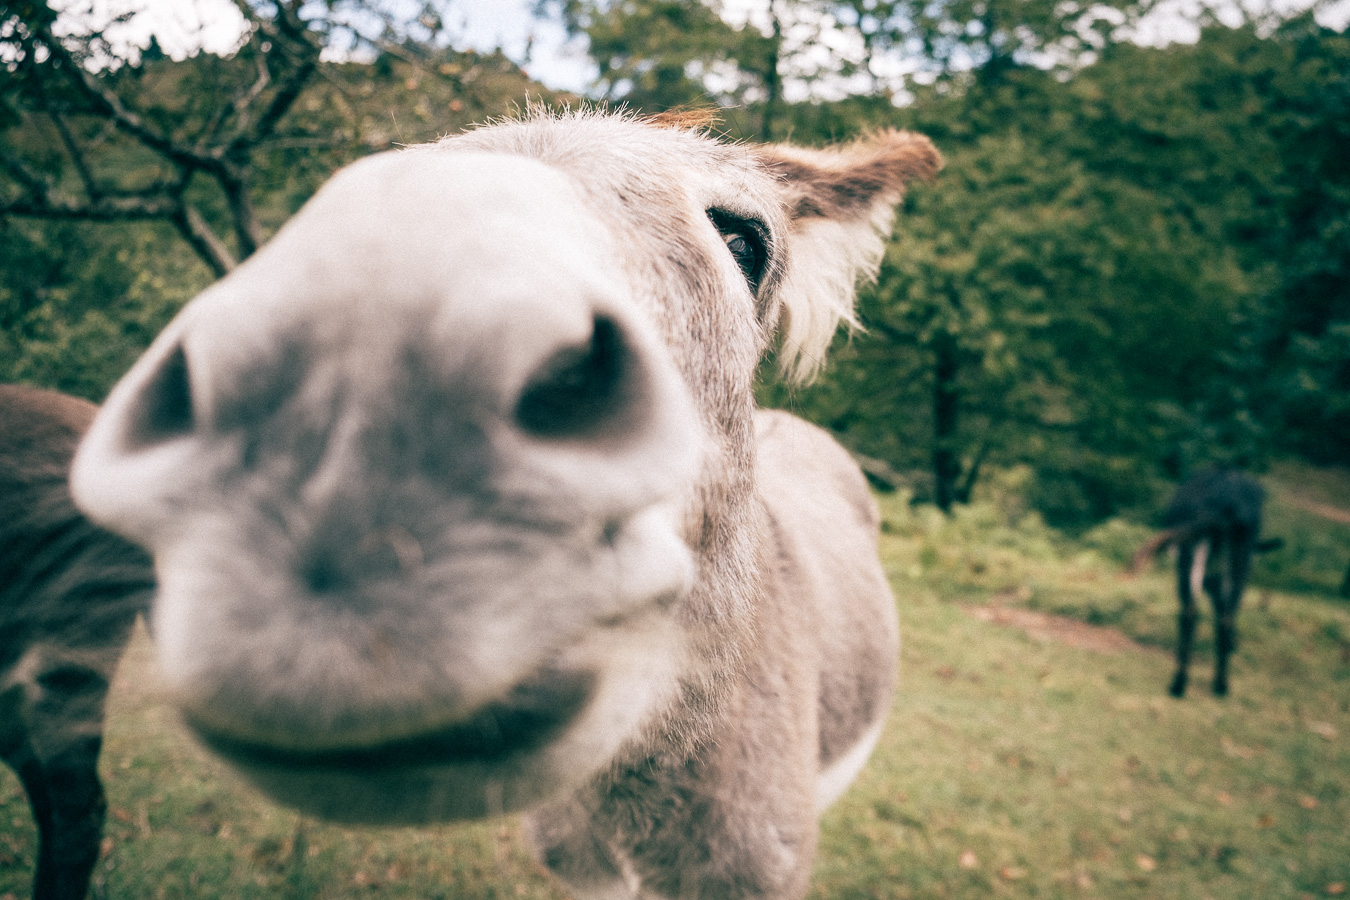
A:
[707, 210, 768, 293]
[723, 232, 758, 279]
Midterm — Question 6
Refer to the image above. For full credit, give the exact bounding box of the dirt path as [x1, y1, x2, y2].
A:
[1277, 491, 1350, 525]
[966, 605, 1162, 656]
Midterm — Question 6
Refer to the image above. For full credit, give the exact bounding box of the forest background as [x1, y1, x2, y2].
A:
[2, 0, 1348, 530]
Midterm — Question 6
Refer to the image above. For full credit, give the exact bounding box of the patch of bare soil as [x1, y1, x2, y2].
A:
[966, 605, 1161, 655]
[1278, 492, 1350, 526]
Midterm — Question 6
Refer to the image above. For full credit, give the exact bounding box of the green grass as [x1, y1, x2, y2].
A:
[2, 469, 1348, 899]
[1259, 462, 1350, 598]
[814, 490, 1350, 899]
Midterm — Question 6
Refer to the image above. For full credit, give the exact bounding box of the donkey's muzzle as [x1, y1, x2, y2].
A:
[189, 667, 596, 771]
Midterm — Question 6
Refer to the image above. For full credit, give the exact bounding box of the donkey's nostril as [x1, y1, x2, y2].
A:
[123, 343, 194, 450]
[515, 316, 632, 439]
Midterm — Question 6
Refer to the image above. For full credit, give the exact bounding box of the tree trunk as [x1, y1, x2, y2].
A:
[759, 2, 783, 142]
[932, 333, 961, 511]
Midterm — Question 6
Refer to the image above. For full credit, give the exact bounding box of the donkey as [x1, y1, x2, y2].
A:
[1132, 468, 1274, 698]
[1, 384, 153, 900]
[69, 109, 939, 899]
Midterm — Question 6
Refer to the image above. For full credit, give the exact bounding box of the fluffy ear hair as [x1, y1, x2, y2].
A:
[755, 130, 941, 382]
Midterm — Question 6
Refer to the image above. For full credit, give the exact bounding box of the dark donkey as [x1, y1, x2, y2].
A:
[1, 384, 152, 900]
[1133, 468, 1276, 697]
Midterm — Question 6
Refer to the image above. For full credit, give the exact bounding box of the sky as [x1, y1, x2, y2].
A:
[47, 0, 1350, 96]
[47, 0, 597, 89]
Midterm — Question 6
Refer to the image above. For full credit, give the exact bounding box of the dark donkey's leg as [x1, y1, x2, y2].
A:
[12, 741, 107, 900]
[1170, 539, 1207, 698]
[11, 657, 118, 900]
[1208, 530, 1253, 697]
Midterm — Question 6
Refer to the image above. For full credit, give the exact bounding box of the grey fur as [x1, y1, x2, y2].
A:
[71, 110, 938, 898]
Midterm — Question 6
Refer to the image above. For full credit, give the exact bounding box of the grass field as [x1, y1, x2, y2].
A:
[2, 466, 1348, 899]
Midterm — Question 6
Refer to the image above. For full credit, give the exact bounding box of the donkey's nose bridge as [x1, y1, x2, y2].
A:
[73, 149, 705, 540]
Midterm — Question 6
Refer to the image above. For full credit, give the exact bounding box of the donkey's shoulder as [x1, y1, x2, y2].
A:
[754, 409, 879, 536]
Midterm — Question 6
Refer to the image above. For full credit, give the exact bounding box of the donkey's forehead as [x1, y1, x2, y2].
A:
[191, 151, 620, 339]
[244, 150, 618, 304]
[200, 115, 780, 330]
[441, 113, 784, 220]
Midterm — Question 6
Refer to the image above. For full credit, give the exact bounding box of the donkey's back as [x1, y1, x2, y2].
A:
[1163, 468, 1264, 537]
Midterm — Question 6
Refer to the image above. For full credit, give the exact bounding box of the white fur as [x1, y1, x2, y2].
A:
[776, 202, 897, 382]
[1189, 539, 1210, 602]
[816, 716, 886, 812]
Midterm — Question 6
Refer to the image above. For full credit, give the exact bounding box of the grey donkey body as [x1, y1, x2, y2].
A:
[1, 384, 152, 900]
[70, 110, 939, 899]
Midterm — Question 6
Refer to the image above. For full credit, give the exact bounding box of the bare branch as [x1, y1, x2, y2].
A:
[215, 46, 274, 148]
[33, 20, 215, 173]
[217, 170, 262, 258]
[273, 0, 311, 42]
[50, 113, 102, 200]
[1, 3, 392, 276]
[0, 148, 50, 202]
[197, 36, 267, 146]
[228, 25, 322, 156]
[0, 193, 177, 220]
[171, 203, 237, 277]
[234, 51, 317, 155]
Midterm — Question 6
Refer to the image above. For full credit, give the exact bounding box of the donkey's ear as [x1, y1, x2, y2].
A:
[755, 130, 941, 382]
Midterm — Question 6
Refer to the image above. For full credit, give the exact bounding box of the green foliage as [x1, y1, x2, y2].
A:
[0, 27, 551, 400]
[1059, 17, 1350, 469]
[550, 0, 763, 111]
[830, 0, 1138, 84]
[765, 17, 1349, 524]
[0, 217, 205, 400]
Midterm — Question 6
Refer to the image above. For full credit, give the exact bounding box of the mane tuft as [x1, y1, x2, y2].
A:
[643, 107, 722, 132]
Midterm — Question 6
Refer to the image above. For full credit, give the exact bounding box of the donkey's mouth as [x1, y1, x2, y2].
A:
[187, 669, 597, 771]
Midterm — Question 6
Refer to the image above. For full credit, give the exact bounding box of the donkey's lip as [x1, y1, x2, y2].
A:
[187, 669, 596, 771]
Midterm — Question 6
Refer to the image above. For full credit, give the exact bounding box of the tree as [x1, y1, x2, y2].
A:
[0, 1, 552, 398]
[755, 0, 1159, 513]
[0, 1, 325, 276]
[764, 115, 1108, 513]
[543, 0, 792, 138]
[1045, 15, 1350, 471]
[546, 0, 742, 106]
[0, 1, 548, 273]
[546, 0, 905, 140]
